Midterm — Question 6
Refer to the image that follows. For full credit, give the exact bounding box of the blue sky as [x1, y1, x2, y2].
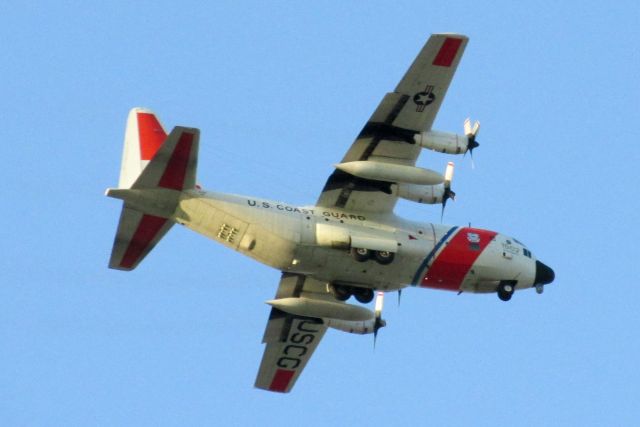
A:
[2, 1, 639, 425]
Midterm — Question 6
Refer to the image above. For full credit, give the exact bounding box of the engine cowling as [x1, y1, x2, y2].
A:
[414, 130, 469, 154]
[396, 183, 446, 204]
[325, 318, 379, 334]
[334, 161, 443, 185]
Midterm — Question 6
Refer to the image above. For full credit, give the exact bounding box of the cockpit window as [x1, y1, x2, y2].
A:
[513, 238, 525, 246]
[523, 248, 532, 258]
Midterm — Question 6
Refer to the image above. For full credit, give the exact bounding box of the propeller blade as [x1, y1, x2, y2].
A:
[374, 291, 384, 317]
[441, 162, 456, 222]
[464, 118, 480, 165]
[440, 189, 456, 222]
[472, 120, 480, 136]
[464, 118, 472, 136]
[444, 161, 454, 187]
[397, 289, 402, 307]
[373, 292, 386, 349]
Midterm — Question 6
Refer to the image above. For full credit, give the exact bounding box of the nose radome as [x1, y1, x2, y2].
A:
[535, 260, 555, 285]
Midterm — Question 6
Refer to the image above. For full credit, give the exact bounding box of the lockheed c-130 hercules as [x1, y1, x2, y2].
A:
[106, 33, 555, 393]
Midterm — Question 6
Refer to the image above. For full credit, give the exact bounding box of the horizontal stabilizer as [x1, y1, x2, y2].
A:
[108, 206, 173, 271]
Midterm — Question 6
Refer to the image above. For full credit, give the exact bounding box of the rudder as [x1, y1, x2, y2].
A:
[118, 108, 167, 188]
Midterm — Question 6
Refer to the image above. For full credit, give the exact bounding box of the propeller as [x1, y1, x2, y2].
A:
[440, 162, 456, 222]
[373, 292, 386, 348]
[463, 118, 480, 168]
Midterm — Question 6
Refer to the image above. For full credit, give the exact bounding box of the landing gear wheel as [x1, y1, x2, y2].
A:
[351, 247, 371, 262]
[374, 250, 395, 265]
[330, 284, 352, 301]
[353, 287, 375, 304]
[535, 284, 544, 294]
[497, 291, 512, 301]
[497, 282, 515, 302]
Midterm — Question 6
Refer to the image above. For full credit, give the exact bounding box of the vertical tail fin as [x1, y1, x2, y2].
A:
[131, 126, 199, 191]
[107, 108, 199, 271]
[118, 108, 167, 189]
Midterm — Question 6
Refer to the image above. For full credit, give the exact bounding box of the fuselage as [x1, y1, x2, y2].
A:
[174, 189, 551, 295]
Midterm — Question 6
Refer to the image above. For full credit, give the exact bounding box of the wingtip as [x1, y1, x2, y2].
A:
[432, 32, 469, 39]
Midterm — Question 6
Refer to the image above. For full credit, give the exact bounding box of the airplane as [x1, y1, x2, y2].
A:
[106, 33, 555, 393]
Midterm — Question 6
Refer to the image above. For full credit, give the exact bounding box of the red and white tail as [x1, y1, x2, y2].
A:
[118, 108, 168, 188]
[107, 108, 199, 271]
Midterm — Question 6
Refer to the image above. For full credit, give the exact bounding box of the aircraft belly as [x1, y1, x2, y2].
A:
[288, 241, 426, 290]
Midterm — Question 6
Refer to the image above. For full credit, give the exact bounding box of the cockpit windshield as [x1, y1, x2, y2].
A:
[512, 238, 532, 258]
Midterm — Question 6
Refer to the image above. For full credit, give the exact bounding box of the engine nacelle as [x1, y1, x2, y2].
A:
[397, 183, 445, 204]
[335, 161, 443, 186]
[325, 318, 378, 334]
[414, 130, 469, 154]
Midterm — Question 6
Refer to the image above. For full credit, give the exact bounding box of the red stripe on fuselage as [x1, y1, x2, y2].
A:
[421, 227, 497, 291]
[158, 132, 194, 190]
[119, 214, 167, 269]
[269, 368, 295, 393]
[137, 113, 167, 160]
[432, 37, 463, 67]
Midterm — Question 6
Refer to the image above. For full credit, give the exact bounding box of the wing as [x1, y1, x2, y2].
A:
[317, 34, 468, 214]
[255, 273, 332, 393]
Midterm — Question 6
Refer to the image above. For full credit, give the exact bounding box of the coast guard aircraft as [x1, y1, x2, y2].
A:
[106, 34, 554, 393]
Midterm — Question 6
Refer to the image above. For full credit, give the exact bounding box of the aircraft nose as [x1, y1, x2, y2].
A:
[534, 260, 555, 285]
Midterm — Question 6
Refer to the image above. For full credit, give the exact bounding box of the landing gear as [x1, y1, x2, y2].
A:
[351, 247, 372, 262]
[497, 281, 516, 302]
[329, 283, 374, 303]
[374, 250, 395, 265]
[535, 284, 544, 294]
[354, 287, 374, 304]
[351, 247, 395, 265]
[330, 284, 352, 301]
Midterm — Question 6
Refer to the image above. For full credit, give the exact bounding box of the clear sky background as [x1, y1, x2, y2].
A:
[2, 1, 639, 425]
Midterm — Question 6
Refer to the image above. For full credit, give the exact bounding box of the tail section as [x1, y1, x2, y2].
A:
[118, 108, 168, 189]
[130, 124, 198, 191]
[107, 108, 200, 271]
[108, 208, 173, 270]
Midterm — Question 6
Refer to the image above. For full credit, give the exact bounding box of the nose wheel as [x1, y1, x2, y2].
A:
[497, 281, 516, 301]
[535, 284, 544, 294]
